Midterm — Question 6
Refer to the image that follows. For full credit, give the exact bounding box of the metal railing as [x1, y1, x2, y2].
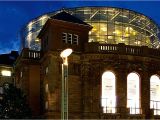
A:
[82, 97, 160, 118]
[127, 99, 142, 114]
[150, 100, 160, 115]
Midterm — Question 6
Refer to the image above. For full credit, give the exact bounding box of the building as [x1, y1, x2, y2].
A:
[0, 51, 18, 86]
[16, 7, 160, 119]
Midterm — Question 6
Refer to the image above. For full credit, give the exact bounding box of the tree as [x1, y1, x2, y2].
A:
[0, 83, 32, 119]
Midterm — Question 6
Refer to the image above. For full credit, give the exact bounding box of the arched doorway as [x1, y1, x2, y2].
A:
[127, 72, 140, 114]
[101, 71, 116, 113]
[150, 75, 160, 115]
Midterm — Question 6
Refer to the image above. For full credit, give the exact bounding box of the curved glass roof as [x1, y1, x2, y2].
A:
[21, 7, 160, 51]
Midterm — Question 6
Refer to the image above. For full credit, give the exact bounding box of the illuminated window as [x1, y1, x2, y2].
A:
[1, 70, 11, 76]
[150, 75, 160, 115]
[45, 67, 48, 75]
[45, 83, 49, 93]
[101, 71, 116, 113]
[127, 72, 140, 114]
[45, 101, 49, 110]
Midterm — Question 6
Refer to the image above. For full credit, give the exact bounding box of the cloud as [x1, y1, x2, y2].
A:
[0, 37, 20, 54]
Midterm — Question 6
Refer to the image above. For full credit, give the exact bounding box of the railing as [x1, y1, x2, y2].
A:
[150, 100, 160, 115]
[83, 97, 145, 118]
[127, 99, 142, 114]
[85, 42, 160, 58]
[101, 98, 116, 113]
[21, 48, 41, 60]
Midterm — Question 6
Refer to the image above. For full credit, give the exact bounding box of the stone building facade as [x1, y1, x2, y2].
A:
[15, 8, 160, 119]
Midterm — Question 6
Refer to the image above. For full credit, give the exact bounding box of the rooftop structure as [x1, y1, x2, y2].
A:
[21, 7, 160, 51]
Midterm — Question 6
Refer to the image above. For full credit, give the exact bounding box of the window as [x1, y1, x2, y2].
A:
[127, 72, 140, 114]
[45, 101, 49, 110]
[62, 32, 79, 45]
[45, 67, 48, 75]
[73, 34, 78, 45]
[1, 70, 11, 76]
[20, 71, 23, 78]
[68, 33, 72, 44]
[45, 83, 49, 93]
[101, 71, 116, 113]
[150, 75, 160, 115]
[62, 32, 67, 43]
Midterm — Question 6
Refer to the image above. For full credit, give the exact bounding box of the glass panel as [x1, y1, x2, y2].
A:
[122, 10, 129, 23]
[91, 8, 100, 21]
[22, 7, 160, 51]
[108, 23, 115, 36]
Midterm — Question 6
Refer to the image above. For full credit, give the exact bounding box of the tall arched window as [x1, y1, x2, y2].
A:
[150, 75, 160, 115]
[101, 71, 116, 113]
[127, 72, 140, 114]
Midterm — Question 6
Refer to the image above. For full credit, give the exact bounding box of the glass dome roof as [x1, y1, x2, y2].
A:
[21, 7, 160, 51]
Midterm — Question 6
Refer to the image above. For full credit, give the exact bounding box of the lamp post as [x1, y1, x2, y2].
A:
[60, 48, 72, 120]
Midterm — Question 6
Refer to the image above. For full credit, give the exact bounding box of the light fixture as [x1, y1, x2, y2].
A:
[60, 48, 72, 58]
[60, 48, 73, 120]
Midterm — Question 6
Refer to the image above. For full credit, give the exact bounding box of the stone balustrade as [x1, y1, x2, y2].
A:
[21, 48, 41, 60]
[85, 42, 160, 59]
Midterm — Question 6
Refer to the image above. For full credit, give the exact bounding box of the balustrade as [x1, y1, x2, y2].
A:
[21, 48, 41, 60]
[85, 43, 160, 58]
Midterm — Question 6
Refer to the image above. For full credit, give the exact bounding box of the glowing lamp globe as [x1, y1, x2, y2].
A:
[60, 48, 73, 58]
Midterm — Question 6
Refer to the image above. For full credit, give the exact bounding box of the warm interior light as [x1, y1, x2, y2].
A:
[108, 36, 113, 39]
[135, 41, 141, 45]
[102, 71, 116, 113]
[113, 30, 121, 35]
[132, 31, 136, 35]
[101, 27, 107, 31]
[60, 48, 73, 58]
[120, 38, 125, 41]
[126, 27, 133, 32]
[125, 33, 130, 37]
[150, 75, 160, 115]
[35, 38, 40, 42]
[1, 70, 11, 76]
[127, 72, 140, 114]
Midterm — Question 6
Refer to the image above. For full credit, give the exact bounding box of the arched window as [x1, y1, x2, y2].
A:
[127, 72, 140, 114]
[101, 71, 116, 113]
[150, 75, 160, 115]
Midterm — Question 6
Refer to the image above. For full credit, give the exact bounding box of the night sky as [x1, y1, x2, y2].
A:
[0, 1, 160, 54]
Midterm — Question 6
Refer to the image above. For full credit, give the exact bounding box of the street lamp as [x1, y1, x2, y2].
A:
[60, 48, 72, 120]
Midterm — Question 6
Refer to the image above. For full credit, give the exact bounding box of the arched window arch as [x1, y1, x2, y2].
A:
[101, 71, 116, 113]
[150, 74, 160, 115]
[127, 72, 140, 114]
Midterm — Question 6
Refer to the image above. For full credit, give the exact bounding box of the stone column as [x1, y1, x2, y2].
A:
[141, 71, 150, 119]
[116, 69, 128, 119]
[81, 61, 90, 118]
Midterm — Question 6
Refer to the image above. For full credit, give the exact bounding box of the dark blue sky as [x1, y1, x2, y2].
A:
[0, 1, 160, 54]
